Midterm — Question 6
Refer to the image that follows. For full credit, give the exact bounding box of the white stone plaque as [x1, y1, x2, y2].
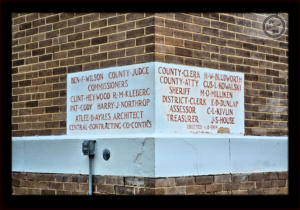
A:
[154, 62, 244, 135]
[67, 63, 155, 135]
[67, 62, 244, 135]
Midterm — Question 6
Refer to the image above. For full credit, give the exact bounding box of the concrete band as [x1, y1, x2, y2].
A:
[12, 135, 287, 177]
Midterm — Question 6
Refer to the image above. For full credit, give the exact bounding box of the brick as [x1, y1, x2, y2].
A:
[26, 101, 38, 107]
[93, 176, 105, 184]
[145, 26, 155, 34]
[68, 33, 82, 42]
[186, 185, 206, 195]
[117, 22, 135, 32]
[211, 53, 227, 62]
[193, 51, 210, 59]
[165, 37, 184, 47]
[164, 186, 186, 195]
[108, 15, 125, 25]
[75, 55, 90, 64]
[117, 57, 135, 66]
[64, 183, 79, 191]
[248, 173, 265, 181]
[206, 184, 222, 193]
[155, 178, 175, 187]
[136, 35, 154, 46]
[83, 46, 98, 55]
[175, 13, 193, 23]
[155, 26, 173, 36]
[32, 48, 45, 56]
[135, 187, 155, 195]
[126, 46, 144, 56]
[264, 172, 279, 180]
[124, 177, 144, 186]
[220, 14, 235, 23]
[202, 43, 219, 53]
[165, 20, 183, 30]
[45, 106, 59, 113]
[115, 186, 133, 195]
[223, 183, 240, 191]
[100, 26, 117, 35]
[214, 174, 231, 183]
[68, 17, 82, 26]
[175, 47, 192, 57]
[76, 40, 90, 48]
[13, 59, 24, 66]
[191, 15, 208, 25]
[236, 65, 250, 73]
[95, 184, 114, 194]
[184, 40, 201, 50]
[256, 181, 272, 189]
[109, 32, 125, 42]
[232, 190, 248, 195]
[278, 172, 288, 180]
[174, 30, 193, 40]
[75, 23, 90, 32]
[155, 45, 174, 54]
[136, 17, 154, 27]
[185, 58, 202, 67]
[108, 49, 125, 59]
[91, 36, 107, 45]
[211, 20, 227, 30]
[84, 29, 99, 39]
[126, 28, 144, 39]
[165, 55, 184, 64]
[134, 53, 153, 63]
[19, 22, 31, 30]
[195, 176, 213, 185]
[243, 43, 257, 51]
[105, 176, 124, 185]
[100, 60, 116, 68]
[202, 27, 219, 36]
[203, 13, 219, 20]
[83, 13, 99, 23]
[126, 13, 145, 21]
[19, 80, 31, 87]
[175, 177, 195, 186]
[91, 53, 107, 61]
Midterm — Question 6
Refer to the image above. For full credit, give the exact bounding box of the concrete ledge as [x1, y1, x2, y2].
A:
[12, 135, 288, 177]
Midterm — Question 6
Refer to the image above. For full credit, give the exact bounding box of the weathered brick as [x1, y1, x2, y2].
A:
[117, 57, 135, 66]
[175, 47, 192, 57]
[206, 184, 222, 193]
[155, 178, 176, 187]
[126, 28, 144, 39]
[175, 177, 195, 186]
[105, 176, 124, 185]
[126, 13, 145, 21]
[214, 174, 231, 183]
[91, 36, 107, 45]
[96, 184, 115, 194]
[186, 185, 205, 195]
[115, 186, 134, 195]
[195, 176, 213, 185]
[124, 177, 144, 186]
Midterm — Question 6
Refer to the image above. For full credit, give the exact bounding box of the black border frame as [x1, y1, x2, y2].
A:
[1, 1, 299, 209]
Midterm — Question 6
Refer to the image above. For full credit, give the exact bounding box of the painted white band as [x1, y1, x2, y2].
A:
[12, 135, 288, 177]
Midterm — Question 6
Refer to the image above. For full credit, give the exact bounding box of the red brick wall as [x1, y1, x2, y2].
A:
[11, 12, 288, 137]
[12, 171, 288, 195]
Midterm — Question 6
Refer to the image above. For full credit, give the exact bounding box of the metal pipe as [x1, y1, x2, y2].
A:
[89, 157, 93, 195]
